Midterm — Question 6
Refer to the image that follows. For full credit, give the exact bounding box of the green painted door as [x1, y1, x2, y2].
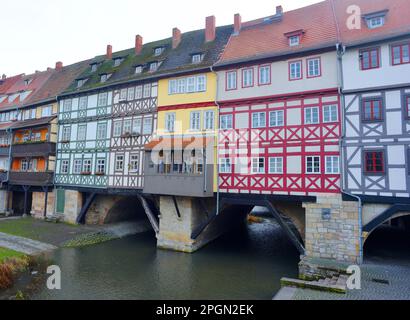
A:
[56, 189, 65, 214]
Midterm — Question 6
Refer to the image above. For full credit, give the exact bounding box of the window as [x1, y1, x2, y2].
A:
[289, 61, 302, 80]
[269, 157, 283, 174]
[41, 105, 52, 117]
[226, 71, 237, 90]
[289, 35, 300, 47]
[154, 47, 164, 56]
[119, 89, 127, 101]
[363, 98, 383, 121]
[132, 118, 142, 135]
[100, 74, 110, 83]
[219, 158, 231, 173]
[135, 86, 143, 99]
[97, 92, 108, 107]
[115, 155, 124, 171]
[306, 156, 320, 174]
[323, 105, 338, 123]
[269, 110, 284, 127]
[62, 126, 71, 141]
[73, 160, 82, 174]
[123, 119, 132, 134]
[307, 58, 321, 78]
[96, 159, 106, 174]
[252, 112, 266, 128]
[77, 79, 87, 88]
[61, 160, 69, 174]
[129, 155, 139, 172]
[77, 125, 87, 141]
[367, 16, 385, 29]
[183, 77, 195, 93]
[135, 66, 143, 74]
[96, 123, 107, 140]
[143, 118, 152, 135]
[168, 80, 177, 94]
[406, 96, 410, 119]
[149, 62, 158, 72]
[192, 54, 203, 64]
[304, 107, 319, 124]
[63, 99, 72, 112]
[113, 58, 123, 67]
[165, 113, 176, 132]
[190, 111, 201, 131]
[82, 159, 91, 173]
[127, 87, 135, 101]
[392, 43, 410, 65]
[259, 65, 271, 85]
[21, 159, 29, 171]
[91, 64, 98, 72]
[113, 121, 122, 137]
[251, 157, 265, 174]
[360, 48, 380, 70]
[242, 68, 254, 88]
[220, 114, 233, 130]
[79, 96, 88, 110]
[204, 111, 215, 130]
[365, 151, 385, 174]
[143, 84, 151, 98]
[177, 79, 186, 94]
[196, 75, 206, 92]
[325, 156, 340, 174]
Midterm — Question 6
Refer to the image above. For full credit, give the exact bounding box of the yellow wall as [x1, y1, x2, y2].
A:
[158, 72, 217, 107]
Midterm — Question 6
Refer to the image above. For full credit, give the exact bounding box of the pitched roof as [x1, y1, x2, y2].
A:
[0, 70, 54, 111]
[10, 116, 56, 130]
[0, 75, 23, 95]
[145, 136, 214, 150]
[333, 0, 410, 46]
[27, 60, 91, 106]
[63, 24, 232, 95]
[217, 0, 338, 66]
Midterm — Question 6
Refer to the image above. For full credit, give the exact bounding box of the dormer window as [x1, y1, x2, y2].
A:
[100, 74, 112, 83]
[91, 63, 99, 72]
[77, 78, 88, 88]
[285, 30, 304, 47]
[149, 62, 159, 72]
[24, 79, 32, 86]
[192, 54, 203, 64]
[289, 36, 300, 47]
[363, 10, 388, 30]
[113, 58, 124, 67]
[135, 65, 143, 74]
[154, 47, 164, 56]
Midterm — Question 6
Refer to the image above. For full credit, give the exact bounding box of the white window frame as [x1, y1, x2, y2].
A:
[367, 16, 384, 29]
[61, 160, 69, 174]
[135, 66, 143, 74]
[219, 158, 232, 173]
[165, 113, 176, 132]
[143, 84, 151, 98]
[143, 117, 152, 135]
[325, 156, 340, 174]
[62, 126, 71, 141]
[251, 157, 265, 174]
[252, 112, 266, 128]
[73, 160, 82, 174]
[242, 68, 254, 87]
[190, 111, 201, 131]
[96, 159, 106, 174]
[77, 124, 87, 141]
[135, 86, 143, 99]
[186, 77, 196, 93]
[289, 61, 302, 80]
[177, 79, 186, 94]
[306, 156, 321, 174]
[196, 75, 206, 92]
[97, 92, 108, 107]
[127, 87, 135, 101]
[323, 104, 338, 123]
[96, 123, 107, 140]
[289, 35, 300, 47]
[220, 114, 233, 130]
[132, 118, 142, 135]
[115, 155, 124, 171]
[204, 110, 215, 130]
[307, 58, 321, 78]
[168, 80, 177, 95]
[129, 154, 139, 172]
[259, 65, 271, 85]
[82, 159, 92, 173]
[63, 99, 72, 112]
[226, 71, 237, 90]
[113, 121, 122, 137]
[123, 119, 132, 134]
[41, 105, 52, 117]
[304, 107, 320, 125]
[79, 96, 88, 110]
[119, 89, 127, 101]
[192, 54, 203, 64]
[269, 110, 284, 127]
[269, 157, 283, 174]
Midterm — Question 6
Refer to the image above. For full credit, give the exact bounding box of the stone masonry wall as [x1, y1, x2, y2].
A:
[31, 190, 56, 219]
[62, 190, 83, 224]
[303, 194, 361, 264]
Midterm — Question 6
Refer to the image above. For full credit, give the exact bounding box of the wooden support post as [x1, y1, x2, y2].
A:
[23, 186, 29, 216]
[43, 187, 49, 218]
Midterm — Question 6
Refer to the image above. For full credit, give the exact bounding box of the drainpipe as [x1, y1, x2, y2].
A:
[210, 66, 220, 216]
[336, 42, 364, 264]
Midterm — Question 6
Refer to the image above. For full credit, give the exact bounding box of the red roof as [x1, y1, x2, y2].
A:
[145, 137, 214, 150]
[0, 75, 22, 95]
[334, 0, 410, 46]
[218, 0, 338, 65]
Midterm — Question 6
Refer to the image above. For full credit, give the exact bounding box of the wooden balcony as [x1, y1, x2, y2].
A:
[12, 142, 56, 157]
[0, 146, 9, 156]
[9, 171, 54, 186]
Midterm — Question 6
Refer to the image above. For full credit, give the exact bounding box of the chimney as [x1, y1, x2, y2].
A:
[135, 35, 143, 55]
[106, 45, 113, 59]
[205, 16, 216, 42]
[1, 74, 6, 80]
[276, 5, 283, 16]
[234, 14, 242, 34]
[172, 28, 182, 49]
[55, 61, 63, 71]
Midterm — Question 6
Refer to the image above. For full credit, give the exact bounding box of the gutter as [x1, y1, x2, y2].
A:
[210, 66, 220, 216]
[336, 42, 364, 264]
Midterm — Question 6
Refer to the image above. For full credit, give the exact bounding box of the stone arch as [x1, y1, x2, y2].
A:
[272, 201, 306, 242]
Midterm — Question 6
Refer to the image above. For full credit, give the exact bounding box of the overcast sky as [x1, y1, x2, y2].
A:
[1, 0, 322, 77]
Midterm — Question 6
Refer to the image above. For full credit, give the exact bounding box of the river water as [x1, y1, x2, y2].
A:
[32, 217, 299, 300]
